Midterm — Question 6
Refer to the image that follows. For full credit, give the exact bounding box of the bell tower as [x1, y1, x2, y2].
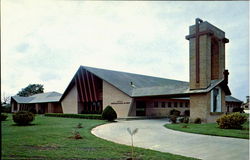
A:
[186, 18, 229, 89]
[186, 18, 229, 122]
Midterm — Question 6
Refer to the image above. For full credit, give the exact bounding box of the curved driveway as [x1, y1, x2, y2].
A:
[91, 119, 249, 160]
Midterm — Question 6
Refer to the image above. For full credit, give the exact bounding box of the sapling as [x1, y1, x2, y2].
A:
[71, 129, 82, 139]
[127, 128, 138, 160]
[76, 122, 83, 128]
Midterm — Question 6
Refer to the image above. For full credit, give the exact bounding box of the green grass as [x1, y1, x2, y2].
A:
[165, 121, 249, 139]
[2, 114, 197, 160]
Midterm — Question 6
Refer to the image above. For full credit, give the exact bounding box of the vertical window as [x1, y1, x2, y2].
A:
[179, 102, 183, 108]
[211, 87, 221, 112]
[185, 102, 189, 108]
[154, 102, 158, 108]
[161, 102, 165, 108]
[174, 102, 178, 108]
[168, 102, 172, 108]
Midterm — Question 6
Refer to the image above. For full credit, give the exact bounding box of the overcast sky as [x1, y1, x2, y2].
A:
[1, 1, 249, 102]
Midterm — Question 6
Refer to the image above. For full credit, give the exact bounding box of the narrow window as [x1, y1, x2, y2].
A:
[211, 87, 221, 112]
[168, 102, 172, 108]
[179, 102, 183, 108]
[154, 102, 158, 108]
[185, 102, 189, 108]
[174, 102, 178, 108]
[161, 102, 165, 108]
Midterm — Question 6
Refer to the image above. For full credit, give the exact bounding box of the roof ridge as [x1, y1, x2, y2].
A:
[81, 65, 188, 83]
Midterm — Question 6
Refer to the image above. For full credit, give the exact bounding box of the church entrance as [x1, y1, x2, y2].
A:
[136, 101, 146, 116]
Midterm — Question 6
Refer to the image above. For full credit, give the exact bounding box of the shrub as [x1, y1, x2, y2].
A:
[194, 117, 201, 124]
[183, 117, 189, 123]
[1, 105, 11, 113]
[170, 115, 177, 124]
[232, 107, 245, 113]
[216, 112, 247, 129]
[102, 106, 117, 121]
[179, 117, 184, 123]
[169, 109, 181, 116]
[45, 113, 102, 119]
[13, 111, 35, 125]
[184, 110, 190, 116]
[178, 116, 189, 123]
[1, 113, 8, 121]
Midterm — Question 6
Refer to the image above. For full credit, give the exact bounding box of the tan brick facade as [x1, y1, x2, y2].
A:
[188, 20, 228, 123]
[189, 22, 226, 90]
[61, 85, 78, 113]
[103, 80, 133, 118]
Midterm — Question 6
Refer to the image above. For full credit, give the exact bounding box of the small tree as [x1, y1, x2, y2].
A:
[17, 84, 44, 97]
[127, 128, 138, 160]
[101, 106, 117, 121]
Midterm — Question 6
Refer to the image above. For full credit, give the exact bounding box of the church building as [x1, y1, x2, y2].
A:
[60, 19, 242, 123]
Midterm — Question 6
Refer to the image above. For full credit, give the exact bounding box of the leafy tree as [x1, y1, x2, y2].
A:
[17, 84, 44, 97]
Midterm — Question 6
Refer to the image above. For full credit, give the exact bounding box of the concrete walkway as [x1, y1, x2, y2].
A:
[91, 119, 249, 160]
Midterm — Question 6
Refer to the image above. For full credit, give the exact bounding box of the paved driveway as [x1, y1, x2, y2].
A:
[91, 119, 249, 160]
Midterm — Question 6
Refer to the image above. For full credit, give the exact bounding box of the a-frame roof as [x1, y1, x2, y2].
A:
[60, 66, 231, 101]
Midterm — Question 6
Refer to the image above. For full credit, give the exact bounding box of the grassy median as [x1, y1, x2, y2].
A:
[165, 120, 249, 139]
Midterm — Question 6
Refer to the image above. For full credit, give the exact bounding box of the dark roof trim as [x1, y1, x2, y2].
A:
[83, 66, 131, 97]
[60, 66, 132, 102]
[60, 67, 79, 101]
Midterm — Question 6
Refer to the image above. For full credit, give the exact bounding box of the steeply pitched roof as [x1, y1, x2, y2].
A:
[61, 66, 231, 100]
[83, 66, 231, 97]
[83, 66, 189, 97]
[12, 92, 62, 104]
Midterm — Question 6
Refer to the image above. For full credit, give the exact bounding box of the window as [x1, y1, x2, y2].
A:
[185, 102, 189, 108]
[211, 87, 221, 112]
[161, 102, 165, 108]
[174, 102, 178, 108]
[154, 102, 158, 108]
[168, 102, 172, 108]
[179, 102, 183, 108]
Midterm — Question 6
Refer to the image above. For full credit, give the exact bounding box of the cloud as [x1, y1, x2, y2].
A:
[1, 0, 249, 102]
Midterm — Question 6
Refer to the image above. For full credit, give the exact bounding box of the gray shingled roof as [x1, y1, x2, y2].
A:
[225, 96, 243, 103]
[83, 66, 190, 97]
[12, 92, 62, 104]
[83, 66, 228, 97]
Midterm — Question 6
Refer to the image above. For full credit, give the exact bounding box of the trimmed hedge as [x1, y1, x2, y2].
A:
[45, 113, 102, 120]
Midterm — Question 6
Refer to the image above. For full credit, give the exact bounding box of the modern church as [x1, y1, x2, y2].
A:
[11, 19, 243, 123]
[60, 19, 241, 123]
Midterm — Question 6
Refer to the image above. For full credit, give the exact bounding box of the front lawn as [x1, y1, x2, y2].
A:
[165, 121, 249, 139]
[2, 114, 196, 160]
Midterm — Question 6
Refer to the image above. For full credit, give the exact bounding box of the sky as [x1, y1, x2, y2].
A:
[1, 0, 249, 102]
